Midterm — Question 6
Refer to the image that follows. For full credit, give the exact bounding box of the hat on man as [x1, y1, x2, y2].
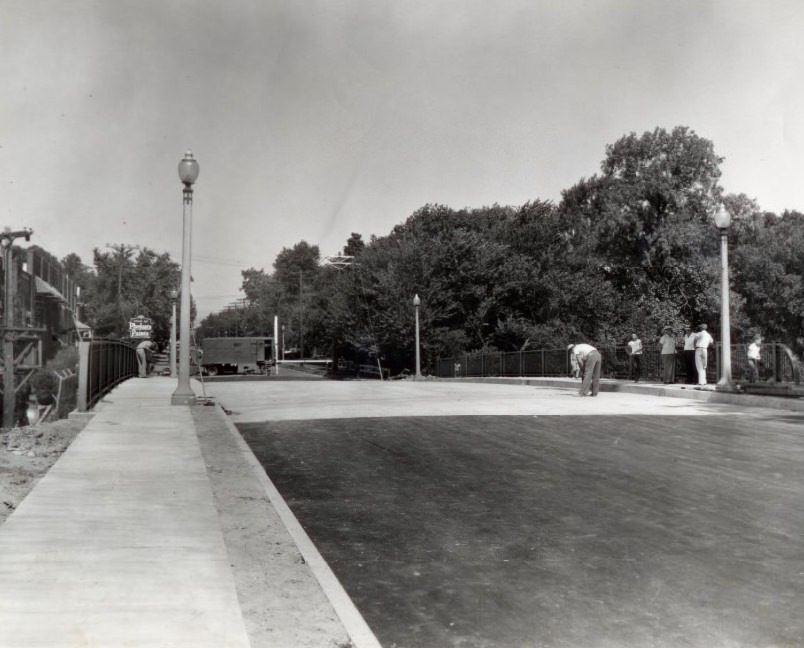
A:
[567, 343, 575, 350]
[663, 325, 672, 331]
[699, 324, 708, 330]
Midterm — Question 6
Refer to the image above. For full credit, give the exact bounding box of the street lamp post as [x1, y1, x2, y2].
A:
[171, 151, 199, 406]
[169, 289, 178, 378]
[281, 324, 285, 361]
[714, 203, 734, 391]
[413, 294, 422, 379]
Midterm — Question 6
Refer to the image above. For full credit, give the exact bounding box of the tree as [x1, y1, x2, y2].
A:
[83, 246, 180, 342]
[343, 232, 365, 257]
[559, 126, 727, 340]
[730, 207, 804, 347]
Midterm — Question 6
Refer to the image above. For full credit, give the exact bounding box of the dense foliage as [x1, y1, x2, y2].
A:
[61, 246, 184, 344]
[194, 126, 804, 373]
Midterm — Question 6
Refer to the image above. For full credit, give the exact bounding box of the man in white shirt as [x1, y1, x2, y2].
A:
[747, 334, 762, 383]
[693, 324, 714, 387]
[627, 333, 643, 382]
[568, 343, 601, 396]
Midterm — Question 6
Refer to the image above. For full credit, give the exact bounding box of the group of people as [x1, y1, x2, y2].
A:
[568, 326, 764, 397]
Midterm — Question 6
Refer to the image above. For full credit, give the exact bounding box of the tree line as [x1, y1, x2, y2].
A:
[56, 125, 802, 372]
[196, 126, 804, 374]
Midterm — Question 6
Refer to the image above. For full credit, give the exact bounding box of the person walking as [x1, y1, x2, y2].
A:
[694, 324, 714, 388]
[627, 333, 643, 382]
[747, 334, 763, 383]
[659, 326, 677, 384]
[683, 326, 697, 384]
[568, 343, 601, 396]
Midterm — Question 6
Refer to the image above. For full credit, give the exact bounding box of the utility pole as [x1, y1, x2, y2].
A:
[299, 270, 304, 362]
[2, 227, 32, 429]
[105, 243, 139, 334]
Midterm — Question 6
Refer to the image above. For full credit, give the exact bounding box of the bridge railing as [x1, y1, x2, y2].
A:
[438, 343, 800, 385]
[77, 339, 138, 411]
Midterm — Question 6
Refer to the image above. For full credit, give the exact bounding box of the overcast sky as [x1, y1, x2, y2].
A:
[2, 0, 803, 319]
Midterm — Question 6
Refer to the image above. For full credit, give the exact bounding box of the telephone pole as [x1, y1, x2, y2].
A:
[105, 243, 139, 333]
[299, 269, 304, 361]
[2, 227, 32, 428]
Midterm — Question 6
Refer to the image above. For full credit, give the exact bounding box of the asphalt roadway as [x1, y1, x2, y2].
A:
[207, 378, 804, 648]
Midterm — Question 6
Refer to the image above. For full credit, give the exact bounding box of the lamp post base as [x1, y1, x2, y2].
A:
[715, 379, 738, 393]
[171, 389, 197, 406]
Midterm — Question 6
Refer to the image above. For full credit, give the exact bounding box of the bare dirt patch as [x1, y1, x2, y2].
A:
[0, 416, 89, 525]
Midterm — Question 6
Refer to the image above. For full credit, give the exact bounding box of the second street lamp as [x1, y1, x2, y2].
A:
[171, 151, 199, 406]
[169, 288, 178, 378]
[713, 203, 735, 391]
[413, 294, 422, 379]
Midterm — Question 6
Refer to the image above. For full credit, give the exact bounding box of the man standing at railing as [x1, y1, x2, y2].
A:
[568, 343, 601, 396]
[627, 333, 643, 382]
[683, 325, 697, 384]
[694, 324, 714, 388]
[747, 334, 763, 383]
[136, 339, 155, 378]
[659, 326, 677, 384]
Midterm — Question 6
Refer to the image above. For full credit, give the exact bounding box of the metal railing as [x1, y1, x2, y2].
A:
[438, 343, 801, 385]
[77, 339, 138, 411]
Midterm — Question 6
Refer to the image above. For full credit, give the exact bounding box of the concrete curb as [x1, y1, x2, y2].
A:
[209, 402, 383, 648]
[453, 377, 804, 412]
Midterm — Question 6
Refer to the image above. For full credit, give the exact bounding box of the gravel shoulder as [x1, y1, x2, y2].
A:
[192, 402, 353, 648]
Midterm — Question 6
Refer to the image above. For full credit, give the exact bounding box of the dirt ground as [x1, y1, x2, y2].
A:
[0, 416, 88, 525]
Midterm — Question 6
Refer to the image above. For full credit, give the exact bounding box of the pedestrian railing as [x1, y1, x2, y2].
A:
[438, 343, 800, 385]
[77, 339, 138, 411]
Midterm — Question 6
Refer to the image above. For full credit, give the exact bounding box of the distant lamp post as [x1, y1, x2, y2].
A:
[172, 151, 199, 406]
[713, 203, 734, 391]
[169, 289, 178, 378]
[413, 294, 422, 379]
[281, 324, 286, 361]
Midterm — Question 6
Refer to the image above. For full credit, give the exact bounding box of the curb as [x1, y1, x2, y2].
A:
[453, 377, 804, 412]
[209, 402, 383, 648]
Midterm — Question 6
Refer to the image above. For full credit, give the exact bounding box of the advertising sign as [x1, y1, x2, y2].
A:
[129, 315, 153, 339]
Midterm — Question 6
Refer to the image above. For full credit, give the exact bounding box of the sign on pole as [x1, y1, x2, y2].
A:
[129, 315, 153, 339]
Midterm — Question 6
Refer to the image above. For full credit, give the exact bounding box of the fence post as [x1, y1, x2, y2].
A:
[77, 341, 90, 412]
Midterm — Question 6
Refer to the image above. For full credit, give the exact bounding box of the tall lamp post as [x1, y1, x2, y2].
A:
[172, 151, 199, 406]
[413, 294, 422, 379]
[714, 203, 734, 391]
[169, 289, 178, 378]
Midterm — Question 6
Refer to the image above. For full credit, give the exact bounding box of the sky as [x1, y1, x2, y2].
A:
[2, 0, 803, 319]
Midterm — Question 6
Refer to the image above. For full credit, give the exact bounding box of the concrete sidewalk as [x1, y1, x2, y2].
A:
[0, 378, 253, 647]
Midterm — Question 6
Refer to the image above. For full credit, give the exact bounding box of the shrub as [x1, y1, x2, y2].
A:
[31, 370, 58, 406]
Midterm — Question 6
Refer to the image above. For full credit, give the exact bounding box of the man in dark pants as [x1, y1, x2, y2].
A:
[683, 325, 697, 384]
[627, 333, 642, 382]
